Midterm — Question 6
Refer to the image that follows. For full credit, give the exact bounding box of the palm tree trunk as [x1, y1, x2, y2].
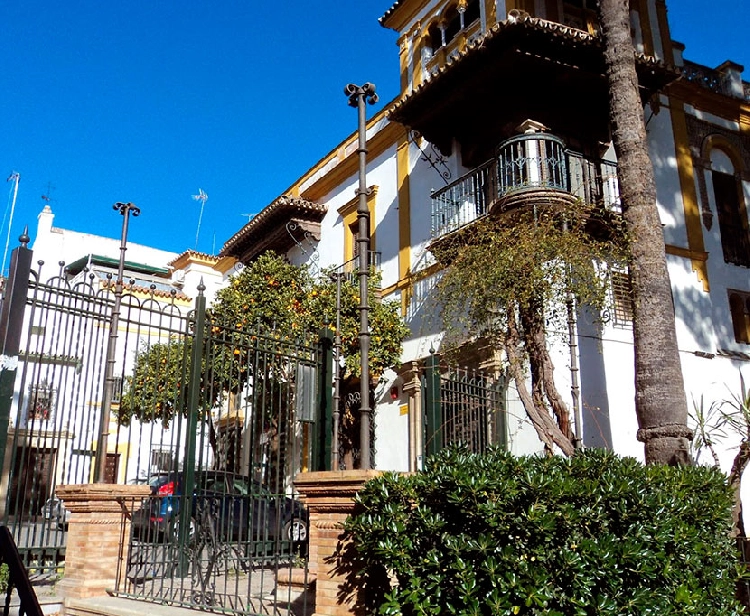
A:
[596, 0, 692, 464]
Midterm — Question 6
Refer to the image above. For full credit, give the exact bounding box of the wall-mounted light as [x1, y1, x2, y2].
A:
[390, 386, 400, 401]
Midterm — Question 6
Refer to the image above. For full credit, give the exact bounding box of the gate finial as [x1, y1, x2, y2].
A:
[19, 227, 30, 248]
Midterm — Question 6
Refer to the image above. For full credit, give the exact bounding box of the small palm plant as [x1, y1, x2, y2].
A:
[690, 373, 750, 536]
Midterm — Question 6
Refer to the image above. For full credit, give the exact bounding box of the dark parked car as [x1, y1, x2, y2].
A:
[132, 471, 308, 552]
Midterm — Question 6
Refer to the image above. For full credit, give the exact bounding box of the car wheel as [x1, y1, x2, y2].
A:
[284, 518, 307, 543]
[172, 516, 196, 543]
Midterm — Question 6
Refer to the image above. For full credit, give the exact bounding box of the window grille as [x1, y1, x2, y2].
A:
[611, 271, 633, 326]
[28, 381, 56, 422]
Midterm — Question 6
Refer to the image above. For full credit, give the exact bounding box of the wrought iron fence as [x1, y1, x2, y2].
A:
[0, 239, 328, 616]
[422, 353, 506, 458]
[112, 306, 327, 616]
[430, 133, 620, 239]
[0, 261, 193, 576]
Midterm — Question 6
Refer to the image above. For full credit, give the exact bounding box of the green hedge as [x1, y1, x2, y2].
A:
[343, 448, 746, 615]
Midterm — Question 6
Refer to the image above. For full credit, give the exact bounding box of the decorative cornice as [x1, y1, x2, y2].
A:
[168, 250, 221, 269]
[219, 195, 327, 259]
[389, 14, 675, 124]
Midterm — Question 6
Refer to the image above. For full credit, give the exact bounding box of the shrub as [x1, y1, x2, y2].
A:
[343, 447, 746, 615]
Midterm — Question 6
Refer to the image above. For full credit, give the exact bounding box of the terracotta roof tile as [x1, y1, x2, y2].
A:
[388, 15, 671, 119]
[220, 195, 326, 257]
[379, 0, 406, 26]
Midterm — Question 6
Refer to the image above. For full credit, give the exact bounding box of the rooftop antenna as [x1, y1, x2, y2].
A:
[240, 213, 254, 223]
[2, 172, 20, 276]
[192, 188, 208, 250]
[41, 182, 55, 204]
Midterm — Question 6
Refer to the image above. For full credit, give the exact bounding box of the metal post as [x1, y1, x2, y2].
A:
[344, 82, 378, 470]
[178, 280, 206, 571]
[424, 350, 442, 458]
[315, 327, 333, 472]
[94, 202, 140, 483]
[0, 231, 33, 486]
[330, 271, 344, 470]
[562, 218, 582, 449]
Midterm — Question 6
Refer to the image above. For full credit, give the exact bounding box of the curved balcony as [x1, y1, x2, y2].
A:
[430, 133, 619, 240]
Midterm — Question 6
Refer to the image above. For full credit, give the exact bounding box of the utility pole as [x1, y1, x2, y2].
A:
[94, 202, 140, 483]
[344, 82, 378, 470]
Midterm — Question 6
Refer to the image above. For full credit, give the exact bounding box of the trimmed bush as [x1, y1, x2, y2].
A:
[343, 448, 746, 615]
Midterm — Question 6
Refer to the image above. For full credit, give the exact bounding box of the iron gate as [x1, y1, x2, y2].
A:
[422, 352, 507, 458]
[0, 240, 327, 616]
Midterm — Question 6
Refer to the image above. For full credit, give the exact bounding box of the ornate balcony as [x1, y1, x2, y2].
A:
[430, 132, 619, 240]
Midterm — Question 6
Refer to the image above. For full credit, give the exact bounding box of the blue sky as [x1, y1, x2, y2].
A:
[2, 1, 748, 263]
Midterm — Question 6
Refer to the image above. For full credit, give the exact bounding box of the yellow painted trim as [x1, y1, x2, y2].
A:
[654, 0, 674, 66]
[381, 0, 427, 31]
[664, 245, 708, 262]
[397, 129, 412, 317]
[633, 0, 655, 57]
[411, 31, 424, 90]
[399, 34, 411, 95]
[702, 134, 746, 174]
[338, 187, 378, 263]
[215, 255, 239, 275]
[169, 252, 221, 270]
[669, 101, 710, 292]
[668, 81, 747, 125]
[296, 120, 402, 203]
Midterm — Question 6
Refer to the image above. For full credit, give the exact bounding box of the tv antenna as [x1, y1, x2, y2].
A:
[2, 172, 20, 276]
[41, 182, 55, 204]
[191, 188, 208, 249]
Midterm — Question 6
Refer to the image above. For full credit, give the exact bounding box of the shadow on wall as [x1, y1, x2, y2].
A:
[577, 309, 613, 450]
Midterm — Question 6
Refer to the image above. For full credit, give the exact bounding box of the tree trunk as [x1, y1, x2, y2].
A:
[520, 300, 574, 441]
[596, 0, 692, 464]
[506, 307, 575, 457]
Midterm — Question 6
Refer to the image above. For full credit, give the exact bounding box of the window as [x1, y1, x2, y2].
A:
[729, 290, 750, 344]
[27, 381, 55, 422]
[111, 376, 123, 404]
[428, 1, 480, 53]
[444, 6, 461, 44]
[463, 0, 480, 27]
[337, 186, 377, 268]
[713, 170, 750, 267]
[562, 0, 598, 33]
[610, 271, 633, 326]
[150, 449, 175, 472]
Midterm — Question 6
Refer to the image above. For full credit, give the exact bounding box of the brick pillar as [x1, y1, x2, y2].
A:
[55, 484, 151, 599]
[295, 470, 380, 616]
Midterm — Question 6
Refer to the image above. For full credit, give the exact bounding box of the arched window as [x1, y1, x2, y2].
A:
[428, 22, 443, 54]
[444, 6, 461, 45]
[710, 147, 750, 267]
[464, 0, 481, 27]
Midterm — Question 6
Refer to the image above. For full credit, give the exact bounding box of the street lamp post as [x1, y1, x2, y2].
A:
[345, 82, 378, 470]
[94, 201, 140, 483]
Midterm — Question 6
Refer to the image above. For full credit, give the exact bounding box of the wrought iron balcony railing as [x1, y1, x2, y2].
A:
[430, 133, 620, 239]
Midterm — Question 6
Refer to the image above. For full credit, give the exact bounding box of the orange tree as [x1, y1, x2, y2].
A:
[119, 252, 408, 463]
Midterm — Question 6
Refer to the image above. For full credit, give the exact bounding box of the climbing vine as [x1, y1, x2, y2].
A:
[434, 204, 626, 454]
